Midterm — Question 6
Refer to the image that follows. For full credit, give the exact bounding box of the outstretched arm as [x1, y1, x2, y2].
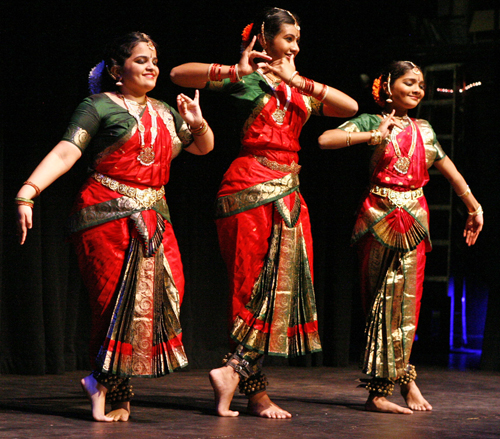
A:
[16, 141, 82, 244]
[433, 156, 483, 246]
[170, 36, 271, 89]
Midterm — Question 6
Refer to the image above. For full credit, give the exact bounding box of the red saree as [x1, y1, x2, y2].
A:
[214, 75, 322, 357]
[340, 114, 446, 379]
[67, 96, 189, 377]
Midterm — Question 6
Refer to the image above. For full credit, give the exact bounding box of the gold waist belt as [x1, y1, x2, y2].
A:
[92, 172, 164, 209]
[370, 185, 423, 208]
[253, 155, 301, 174]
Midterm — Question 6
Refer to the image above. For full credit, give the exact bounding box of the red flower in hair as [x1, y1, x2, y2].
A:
[241, 23, 254, 42]
[372, 76, 386, 108]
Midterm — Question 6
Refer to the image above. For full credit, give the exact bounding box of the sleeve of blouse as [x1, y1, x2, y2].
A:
[337, 113, 378, 133]
[61, 97, 101, 152]
[416, 119, 447, 163]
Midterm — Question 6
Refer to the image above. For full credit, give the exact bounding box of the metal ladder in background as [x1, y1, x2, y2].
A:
[415, 63, 465, 353]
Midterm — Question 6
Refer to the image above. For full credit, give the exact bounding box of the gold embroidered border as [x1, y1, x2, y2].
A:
[65, 125, 91, 151]
[215, 173, 300, 218]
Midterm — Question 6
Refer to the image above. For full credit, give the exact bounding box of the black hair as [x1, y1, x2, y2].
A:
[378, 60, 422, 102]
[242, 7, 300, 51]
[100, 32, 158, 92]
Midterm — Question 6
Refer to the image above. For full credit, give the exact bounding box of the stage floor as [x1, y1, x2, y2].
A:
[1, 366, 499, 438]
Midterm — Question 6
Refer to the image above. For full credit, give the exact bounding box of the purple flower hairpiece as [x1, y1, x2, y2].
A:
[88, 60, 106, 95]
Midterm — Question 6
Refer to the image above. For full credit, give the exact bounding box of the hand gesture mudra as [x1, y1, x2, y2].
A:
[378, 109, 406, 139]
[237, 36, 272, 77]
[177, 90, 203, 127]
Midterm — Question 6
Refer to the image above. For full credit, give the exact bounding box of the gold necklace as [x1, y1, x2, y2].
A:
[390, 118, 417, 175]
[121, 95, 157, 166]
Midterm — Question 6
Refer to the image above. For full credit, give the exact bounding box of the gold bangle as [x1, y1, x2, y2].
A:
[288, 70, 299, 86]
[190, 119, 208, 136]
[368, 130, 382, 145]
[346, 131, 352, 147]
[458, 185, 471, 198]
[468, 204, 483, 216]
[23, 180, 41, 197]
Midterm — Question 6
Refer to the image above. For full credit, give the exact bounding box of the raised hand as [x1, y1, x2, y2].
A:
[378, 109, 405, 138]
[237, 36, 272, 76]
[177, 90, 203, 127]
[264, 53, 297, 83]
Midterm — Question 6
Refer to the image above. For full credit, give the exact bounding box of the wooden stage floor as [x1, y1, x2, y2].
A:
[1, 366, 499, 438]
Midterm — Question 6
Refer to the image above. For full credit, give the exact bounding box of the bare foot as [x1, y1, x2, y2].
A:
[80, 375, 114, 422]
[247, 391, 292, 419]
[365, 394, 413, 414]
[209, 366, 240, 417]
[400, 381, 433, 411]
[107, 401, 130, 421]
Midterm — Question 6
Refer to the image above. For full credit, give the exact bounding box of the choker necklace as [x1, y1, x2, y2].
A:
[259, 70, 291, 125]
[121, 95, 157, 166]
[390, 117, 417, 174]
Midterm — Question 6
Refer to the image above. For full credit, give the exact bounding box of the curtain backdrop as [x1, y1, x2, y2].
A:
[2, 0, 499, 375]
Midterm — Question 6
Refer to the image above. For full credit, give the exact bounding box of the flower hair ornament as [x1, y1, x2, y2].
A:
[241, 23, 254, 51]
[372, 75, 386, 108]
[88, 60, 106, 95]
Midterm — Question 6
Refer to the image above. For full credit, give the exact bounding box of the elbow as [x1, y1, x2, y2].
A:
[169, 67, 181, 85]
[346, 100, 358, 117]
[318, 133, 330, 149]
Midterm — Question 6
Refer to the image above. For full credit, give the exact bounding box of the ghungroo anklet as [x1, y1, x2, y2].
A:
[222, 352, 254, 379]
[92, 371, 134, 402]
[238, 372, 268, 397]
[396, 364, 417, 385]
[107, 379, 134, 403]
[366, 378, 395, 396]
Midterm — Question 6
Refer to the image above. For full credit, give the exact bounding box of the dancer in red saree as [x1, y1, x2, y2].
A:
[171, 8, 357, 418]
[319, 61, 483, 414]
[15, 32, 214, 422]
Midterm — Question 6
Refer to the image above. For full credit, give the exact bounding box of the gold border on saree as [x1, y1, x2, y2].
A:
[93, 172, 164, 209]
[370, 185, 423, 208]
[254, 155, 301, 174]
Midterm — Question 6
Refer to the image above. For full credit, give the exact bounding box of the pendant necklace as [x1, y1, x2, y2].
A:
[389, 117, 417, 175]
[260, 71, 291, 125]
[121, 95, 158, 166]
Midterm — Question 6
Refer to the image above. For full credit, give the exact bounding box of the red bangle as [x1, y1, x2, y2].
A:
[301, 77, 315, 96]
[209, 63, 222, 82]
[229, 65, 238, 83]
[317, 83, 328, 102]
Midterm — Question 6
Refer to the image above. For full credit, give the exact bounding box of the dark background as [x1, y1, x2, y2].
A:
[1, 0, 499, 375]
